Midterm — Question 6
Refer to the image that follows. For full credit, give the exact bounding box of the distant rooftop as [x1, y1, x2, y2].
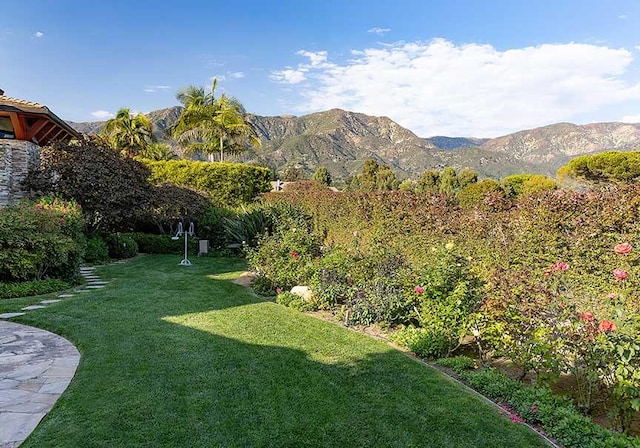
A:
[0, 89, 80, 145]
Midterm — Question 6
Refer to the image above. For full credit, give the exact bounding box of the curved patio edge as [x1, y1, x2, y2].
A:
[0, 321, 80, 448]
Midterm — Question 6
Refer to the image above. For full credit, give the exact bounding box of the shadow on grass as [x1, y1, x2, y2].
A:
[16, 255, 549, 448]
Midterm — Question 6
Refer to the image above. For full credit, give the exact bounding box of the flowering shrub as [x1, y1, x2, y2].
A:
[253, 186, 640, 434]
[411, 243, 483, 356]
[246, 204, 323, 293]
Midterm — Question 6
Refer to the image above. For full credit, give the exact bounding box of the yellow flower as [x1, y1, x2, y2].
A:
[445, 241, 455, 250]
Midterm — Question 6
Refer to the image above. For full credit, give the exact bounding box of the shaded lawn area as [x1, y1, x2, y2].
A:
[6, 255, 549, 447]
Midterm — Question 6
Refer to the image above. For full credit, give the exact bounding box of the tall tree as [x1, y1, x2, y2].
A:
[101, 108, 155, 157]
[312, 166, 332, 186]
[172, 79, 260, 162]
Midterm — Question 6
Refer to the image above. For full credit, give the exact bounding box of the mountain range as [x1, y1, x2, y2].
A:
[68, 107, 640, 181]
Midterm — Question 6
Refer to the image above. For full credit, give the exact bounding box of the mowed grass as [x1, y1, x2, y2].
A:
[7, 255, 549, 447]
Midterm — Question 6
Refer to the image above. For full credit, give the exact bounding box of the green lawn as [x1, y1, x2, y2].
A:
[5, 255, 549, 447]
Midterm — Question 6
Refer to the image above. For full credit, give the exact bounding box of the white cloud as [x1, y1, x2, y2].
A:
[34, 31, 44, 38]
[155, 85, 170, 89]
[368, 27, 391, 36]
[621, 114, 640, 123]
[274, 39, 640, 136]
[619, 15, 628, 20]
[144, 89, 156, 93]
[297, 50, 329, 67]
[271, 68, 308, 84]
[91, 110, 114, 119]
[271, 51, 331, 84]
[229, 71, 245, 79]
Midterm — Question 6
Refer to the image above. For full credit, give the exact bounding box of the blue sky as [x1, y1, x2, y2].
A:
[3, 0, 640, 137]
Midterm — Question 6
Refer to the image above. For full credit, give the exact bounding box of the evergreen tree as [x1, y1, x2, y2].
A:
[312, 166, 332, 186]
[439, 167, 459, 194]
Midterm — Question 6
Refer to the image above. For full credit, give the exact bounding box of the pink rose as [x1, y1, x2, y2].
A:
[613, 269, 629, 281]
[415, 286, 424, 295]
[552, 262, 569, 272]
[606, 293, 618, 301]
[599, 319, 617, 333]
[614, 243, 632, 255]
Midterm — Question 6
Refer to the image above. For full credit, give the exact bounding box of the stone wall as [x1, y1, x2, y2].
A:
[0, 140, 40, 207]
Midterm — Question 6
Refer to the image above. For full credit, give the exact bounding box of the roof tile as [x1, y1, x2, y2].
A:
[0, 95, 47, 111]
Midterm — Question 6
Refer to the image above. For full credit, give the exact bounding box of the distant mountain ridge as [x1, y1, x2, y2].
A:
[68, 108, 640, 180]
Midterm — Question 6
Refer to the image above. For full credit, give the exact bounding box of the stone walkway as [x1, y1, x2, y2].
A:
[0, 264, 116, 447]
[0, 322, 80, 448]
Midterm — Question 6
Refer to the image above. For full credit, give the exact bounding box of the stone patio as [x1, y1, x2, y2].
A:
[0, 321, 80, 447]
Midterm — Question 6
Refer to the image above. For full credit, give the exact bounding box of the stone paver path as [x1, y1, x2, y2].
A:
[0, 322, 80, 448]
[0, 263, 118, 447]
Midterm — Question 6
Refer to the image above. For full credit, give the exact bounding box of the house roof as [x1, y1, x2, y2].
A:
[0, 94, 81, 145]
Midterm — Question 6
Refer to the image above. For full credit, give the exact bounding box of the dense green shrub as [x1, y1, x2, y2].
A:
[312, 166, 332, 186]
[347, 159, 399, 191]
[308, 247, 358, 309]
[0, 198, 84, 282]
[392, 327, 450, 359]
[412, 244, 484, 355]
[105, 234, 138, 259]
[343, 250, 415, 325]
[245, 203, 324, 292]
[457, 179, 504, 207]
[144, 159, 272, 206]
[124, 233, 197, 254]
[84, 234, 110, 264]
[246, 227, 322, 292]
[308, 245, 417, 324]
[198, 207, 234, 249]
[501, 174, 557, 198]
[0, 278, 70, 300]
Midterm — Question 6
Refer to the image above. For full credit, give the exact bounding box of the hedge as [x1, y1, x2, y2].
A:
[143, 159, 272, 206]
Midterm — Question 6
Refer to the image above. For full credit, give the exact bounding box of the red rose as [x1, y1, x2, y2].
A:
[599, 319, 617, 332]
[613, 269, 629, 281]
[290, 251, 299, 259]
[614, 243, 632, 255]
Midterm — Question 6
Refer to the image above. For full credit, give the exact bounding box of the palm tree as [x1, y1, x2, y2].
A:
[171, 79, 260, 162]
[101, 108, 156, 157]
[138, 142, 178, 161]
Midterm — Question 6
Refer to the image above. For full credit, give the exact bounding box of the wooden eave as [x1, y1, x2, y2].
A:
[0, 103, 80, 146]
